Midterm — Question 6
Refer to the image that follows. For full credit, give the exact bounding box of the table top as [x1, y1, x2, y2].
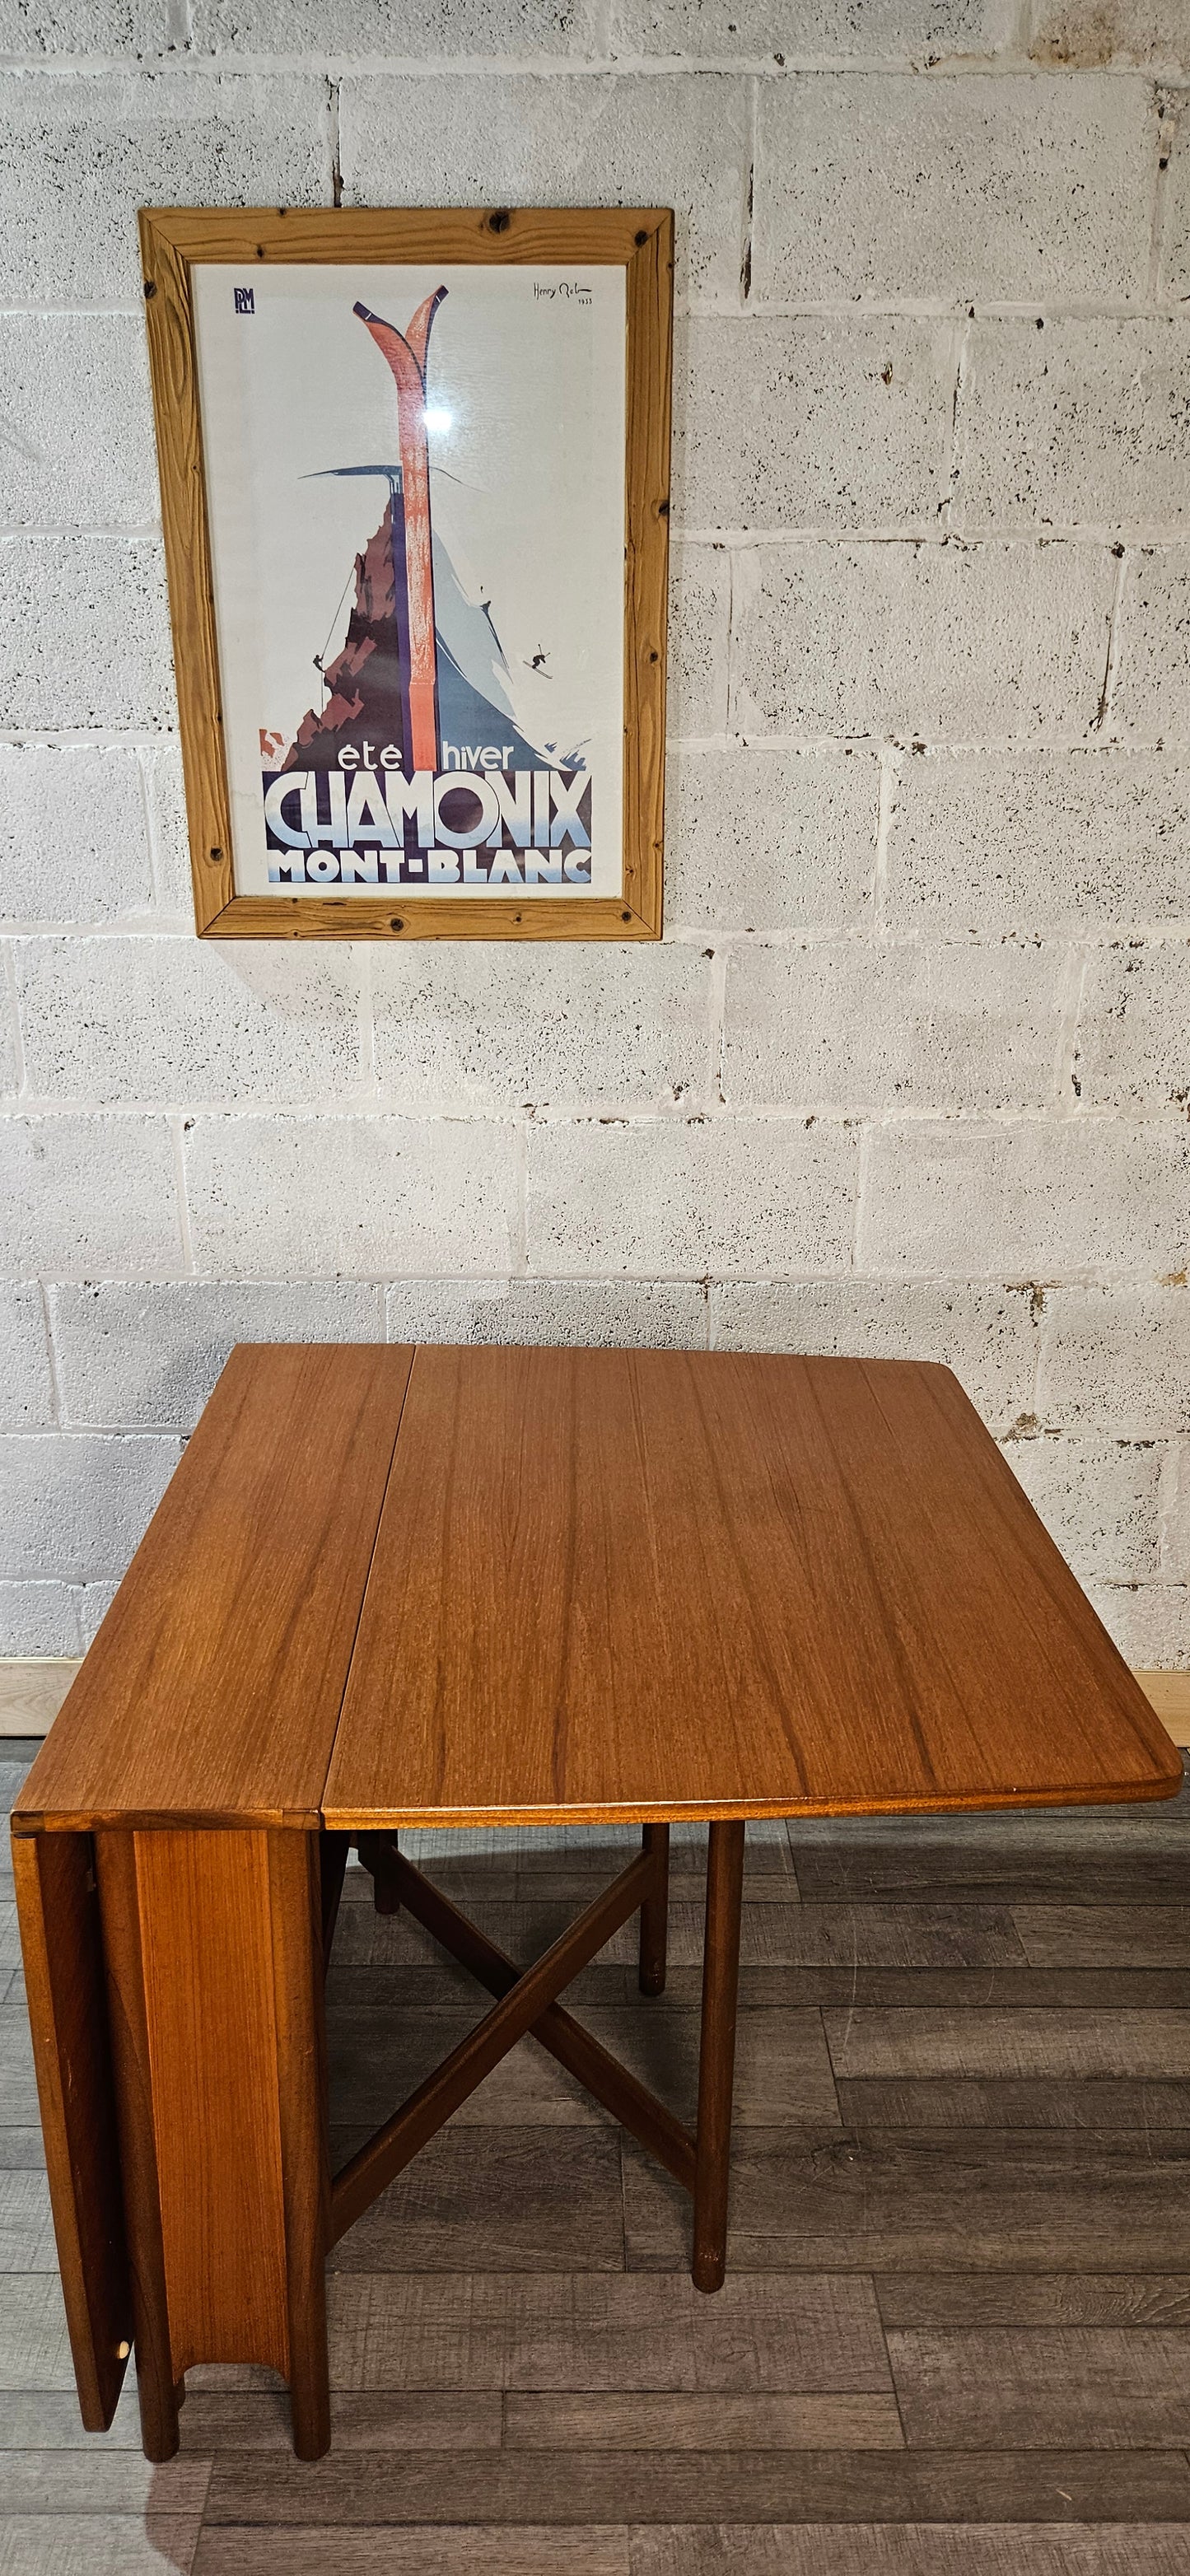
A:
[16, 1342, 1181, 1837]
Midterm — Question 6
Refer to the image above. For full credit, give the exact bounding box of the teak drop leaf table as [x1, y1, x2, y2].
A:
[12, 1342, 1181, 2462]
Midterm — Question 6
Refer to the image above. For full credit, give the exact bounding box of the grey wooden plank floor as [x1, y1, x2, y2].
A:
[3, 1749, 1190, 2572]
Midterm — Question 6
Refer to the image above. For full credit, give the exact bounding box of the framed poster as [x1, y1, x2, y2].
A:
[139, 206, 672, 940]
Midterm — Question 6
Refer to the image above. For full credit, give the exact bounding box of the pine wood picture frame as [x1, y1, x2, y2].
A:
[139, 205, 673, 941]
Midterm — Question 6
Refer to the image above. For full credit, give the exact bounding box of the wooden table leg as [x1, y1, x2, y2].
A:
[692, 1818, 744, 2294]
[357, 1832, 402, 1916]
[638, 1822, 670, 1995]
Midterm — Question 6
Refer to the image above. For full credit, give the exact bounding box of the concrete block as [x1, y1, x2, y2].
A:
[0, 1115, 183, 1281]
[384, 1276, 709, 1347]
[340, 72, 749, 307]
[1028, 0, 1190, 73]
[144, 740, 197, 918]
[1088, 1578, 1190, 1668]
[371, 944, 710, 1113]
[611, 0, 1017, 62]
[0, 537, 175, 731]
[752, 72, 1152, 305]
[0, 987, 15, 1104]
[1074, 940, 1190, 1111]
[526, 1113, 859, 1276]
[0, 315, 156, 529]
[1037, 1285, 1190, 1436]
[1164, 1442, 1190, 1581]
[672, 316, 951, 534]
[668, 544, 730, 739]
[1003, 1429, 1163, 1583]
[193, 0, 606, 53]
[1114, 549, 1190, 744]
[0, 2, 167, 50]
[862, 1118, 1190, 1279]
[16, 936, 364, 1108]
[722, 938, 1064, 1113]
[184, 1113, 518, 1278]
[884, 747, 1190, 936]
[0, 746, 156, 926]
[0, 1431, 180, 1581]
[1163, 87, 1190, 298]
[708, 1277, 1038, 1430]
[732, 540, 1114, 742]
[0, 1583, 82, 1656]
[664, 744, 878, 934]
[49, 1280, 385, 1430]
[956, 319, 1190, 535]
[0, 1287, 54, 1430]
[76, 1580, 119, 1647]
[0, 70, 331, 303]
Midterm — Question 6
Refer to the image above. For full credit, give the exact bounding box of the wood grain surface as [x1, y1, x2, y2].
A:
[12, 1343, 413, 1834]
[324, 1346, 1180, 1830]
[10, 1832, 131, 2429]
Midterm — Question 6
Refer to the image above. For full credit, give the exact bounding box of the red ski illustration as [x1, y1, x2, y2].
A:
[352, 287, 446, 775]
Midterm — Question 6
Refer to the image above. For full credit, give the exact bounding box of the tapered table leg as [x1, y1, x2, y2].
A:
[692, 1818, 744, 2294]
[638, 1822, 670, 1995]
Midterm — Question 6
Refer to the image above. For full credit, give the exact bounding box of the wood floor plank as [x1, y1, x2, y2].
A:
[822, 2009, 1190, 2081]
[327, 2006, 840, 2132]
[193, 2530, 631, 2574]
[0, 2006, 39, 2128]
[876, 2275, 1190, 2329]
[794, 1854, 1190, 1906]
[199, 2446, 1190, 2524]
[623, 2130, 1190, 2273]
[0, 2275, 74, 2390]
[326, 1957, 624, 2009]
[331, 1900, 1022, 1973]
[887, 2326, 1190, 2449]
[0, 2451, 212, 2511]
[323, 2274, 892, 2393]
[0, 2171, 56, 2270]
[325, 2132, 626, 2274]
[177, 2392, 502, 2452]
[1015, 1909, 1190, 1969]
[0, 2391, 144, 2448]
[627, 1966, 1190, 2012]
[0, 2518, 204, 2571]
[0, 2134, 46, 2171]
[503, 2394, 905, 2449]
[837, 2079, 1190, 2128]
[628, 2529, 1190, 2574]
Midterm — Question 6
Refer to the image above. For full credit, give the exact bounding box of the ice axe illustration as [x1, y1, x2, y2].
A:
[352, 289, 447, 774]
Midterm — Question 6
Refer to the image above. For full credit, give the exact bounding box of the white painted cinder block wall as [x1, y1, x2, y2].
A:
[2, 0, 1189, 1664]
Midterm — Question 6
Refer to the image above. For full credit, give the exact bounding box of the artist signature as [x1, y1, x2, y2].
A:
[533, 280, 594, 303]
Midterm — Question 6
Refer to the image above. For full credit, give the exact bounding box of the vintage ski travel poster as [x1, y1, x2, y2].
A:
[191, 262, 628, 902]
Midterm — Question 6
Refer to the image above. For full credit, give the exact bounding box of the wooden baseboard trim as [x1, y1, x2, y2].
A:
[2, 1659, 1188, 1751]
[0, 1662, 80, 1738]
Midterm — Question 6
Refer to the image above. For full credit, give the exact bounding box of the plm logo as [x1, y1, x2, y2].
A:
[234, 287, 254, 315]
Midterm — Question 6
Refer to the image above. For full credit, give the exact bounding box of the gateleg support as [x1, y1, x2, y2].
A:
[94, 1823, 330, 2462]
